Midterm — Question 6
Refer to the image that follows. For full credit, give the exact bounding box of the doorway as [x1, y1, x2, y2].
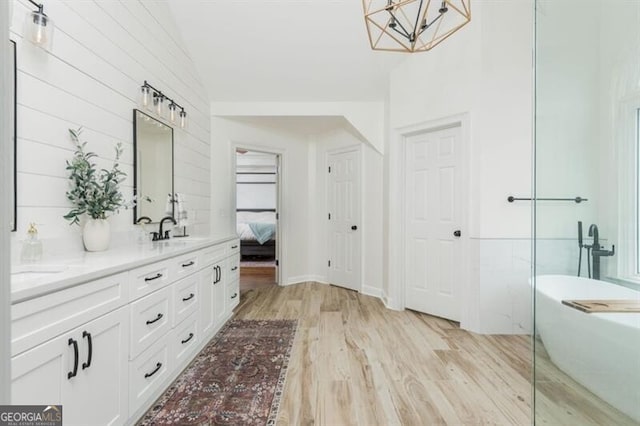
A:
[235, 149, 280, 291]
[403, 125, 464, 321]
[327, 147, 362, 292]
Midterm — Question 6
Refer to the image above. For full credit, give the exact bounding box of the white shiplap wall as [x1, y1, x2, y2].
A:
[9, 0, 211, 249]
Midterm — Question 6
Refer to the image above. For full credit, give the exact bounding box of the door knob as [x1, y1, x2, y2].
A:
[453, 230, 461, 237]
[351, 225, 358, 230]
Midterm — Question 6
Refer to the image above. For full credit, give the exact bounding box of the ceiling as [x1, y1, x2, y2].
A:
[166, 0, 406, 102]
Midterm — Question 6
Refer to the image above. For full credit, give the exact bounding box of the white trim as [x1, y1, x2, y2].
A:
[0, 0, 11, 404]
[287, 275, 329, 286]
[388, 113, 473, 327]
[362, 285, 383, 298]
[616, 95, 640, 280]
[232, 142, 286, 286]
[326, 144, 364, 293]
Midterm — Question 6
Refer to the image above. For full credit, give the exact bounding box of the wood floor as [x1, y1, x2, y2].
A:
[234, 282, 636, 426]
[239, 266, 277, 291]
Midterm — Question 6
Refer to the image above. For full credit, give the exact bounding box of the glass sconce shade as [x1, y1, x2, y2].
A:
[25, 9, 53, 49]
[141, 85, 150, 108]
[168, 103, 177, 123]
[179, 110, 187, 129]
[154, 94, 165, 118]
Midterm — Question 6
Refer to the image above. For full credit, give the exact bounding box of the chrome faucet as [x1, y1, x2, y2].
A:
[588, 224, 615, 280]
[151, 216, 177, 241]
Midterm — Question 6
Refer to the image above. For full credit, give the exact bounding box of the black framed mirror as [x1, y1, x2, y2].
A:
[10, 40, 16, 232]
[133, 109, 174, 224]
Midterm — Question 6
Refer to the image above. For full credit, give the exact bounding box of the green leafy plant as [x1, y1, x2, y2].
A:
[64, 128, 128, 225]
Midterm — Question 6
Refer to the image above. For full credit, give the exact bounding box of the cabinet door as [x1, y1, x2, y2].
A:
[12, 331, 69, 406]
[12, 308, 129, 426]
[63, 307, 129, 426]
[199, 262, 225, 339]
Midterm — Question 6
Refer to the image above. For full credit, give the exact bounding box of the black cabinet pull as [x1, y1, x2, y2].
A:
[68, 338, 79, 379]
[146, 313, 163, 325]
[230, 292, 238, 300]
[144, 362, 162, 378]
[82, 331, 93, 370]
[144, 273, 163, 282]
[453, 230, 461, 237]
[182, 293, 195, 302]
[181, 261, 195, 268]
[231, 245, 238, 249]
[351, 225, 358, 230]
[231, 266, 238, 271]
[181, 333, 194, 344]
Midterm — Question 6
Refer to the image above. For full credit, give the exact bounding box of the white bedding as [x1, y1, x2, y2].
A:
[236, 211, 276, 242]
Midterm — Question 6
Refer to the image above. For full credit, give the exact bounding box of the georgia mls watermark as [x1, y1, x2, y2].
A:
[0, 405, 62, 426]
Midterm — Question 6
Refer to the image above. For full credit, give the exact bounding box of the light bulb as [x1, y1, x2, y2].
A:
[25, 8, 53, 49]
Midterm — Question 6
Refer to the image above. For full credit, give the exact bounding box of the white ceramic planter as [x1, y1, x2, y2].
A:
[83, 218, 110, 252]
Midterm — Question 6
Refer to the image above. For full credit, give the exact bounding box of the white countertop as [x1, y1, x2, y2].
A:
[11, 236, 237, 304]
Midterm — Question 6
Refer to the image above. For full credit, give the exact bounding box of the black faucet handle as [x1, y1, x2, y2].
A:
[150, 231, 159, 241]
[164, 230, 171, 239]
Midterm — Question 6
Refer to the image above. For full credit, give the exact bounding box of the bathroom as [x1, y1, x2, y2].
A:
[0, 0, 639, 424]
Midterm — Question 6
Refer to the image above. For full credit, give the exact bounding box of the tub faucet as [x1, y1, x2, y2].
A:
[588, 224, 615, 280]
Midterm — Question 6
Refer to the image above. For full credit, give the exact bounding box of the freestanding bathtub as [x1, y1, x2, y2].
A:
[534, 275, 640, 422]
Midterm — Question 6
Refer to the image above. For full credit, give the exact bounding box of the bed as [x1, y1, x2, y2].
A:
[236, 210, 276, 259]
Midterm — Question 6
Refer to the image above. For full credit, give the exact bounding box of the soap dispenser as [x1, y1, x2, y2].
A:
[21, 223, 43, 263]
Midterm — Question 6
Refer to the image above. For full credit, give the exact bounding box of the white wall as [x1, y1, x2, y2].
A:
[387, 0, 534, 333]
[9, 0, 211, 255]
[211, 117, 311, 283]
[597, 0, 640, 281]
[1, 0, 12, 404]
[211, 116, 385, 294]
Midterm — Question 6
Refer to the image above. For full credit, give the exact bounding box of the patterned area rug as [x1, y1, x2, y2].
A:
[138, 319, 298, 426]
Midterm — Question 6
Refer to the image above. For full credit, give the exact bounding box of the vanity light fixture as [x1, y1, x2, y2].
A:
[25, 0, 54, 49]
[362, 0, 471, 52]
[139, 81, 188, 129]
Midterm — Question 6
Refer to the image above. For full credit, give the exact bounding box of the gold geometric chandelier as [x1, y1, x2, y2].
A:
[362, 0, 471, 52]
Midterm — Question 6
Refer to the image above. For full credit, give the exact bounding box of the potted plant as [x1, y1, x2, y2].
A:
[64, 128, 128, 251]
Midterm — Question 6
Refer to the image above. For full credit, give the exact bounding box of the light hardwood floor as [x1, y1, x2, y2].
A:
[234, 282, 636, 426]
[240, 266, 277, 291]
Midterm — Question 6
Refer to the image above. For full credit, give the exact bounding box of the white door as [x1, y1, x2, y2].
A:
[405, 126, 463, 321]
[327, 149, 361, 291]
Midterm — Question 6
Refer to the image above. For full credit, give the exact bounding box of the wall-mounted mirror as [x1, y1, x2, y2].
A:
[10, 40, 16, 232]
[133, 109, 174, 224]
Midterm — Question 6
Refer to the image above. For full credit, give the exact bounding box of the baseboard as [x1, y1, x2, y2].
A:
[361, 285, 383, 298]
[286, 275, 329, 285]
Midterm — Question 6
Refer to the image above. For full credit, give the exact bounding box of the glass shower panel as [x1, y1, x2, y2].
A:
[534, 0, 640, 424]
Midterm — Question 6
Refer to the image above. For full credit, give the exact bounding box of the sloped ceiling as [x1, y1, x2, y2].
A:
[167, 0, 405, 102]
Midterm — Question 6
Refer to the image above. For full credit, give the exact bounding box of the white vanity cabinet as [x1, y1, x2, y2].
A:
[12, 307, 130, 426]
[10, 237, 240, 425]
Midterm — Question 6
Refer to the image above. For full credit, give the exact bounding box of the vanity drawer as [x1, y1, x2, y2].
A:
[172, 313, 199, 369]
[12, 272, 128, 356]
[228, 255, 240, 283]
[129, 260, 171, 301]
[226, 279, 240, 313]
[130, 287, 171, 359]
[129, 334, 172, 417]
[172, 274, 198, 326]
[170, 251, 201, 281]
[228, 239, 240, 256]
[202, 244, 226, 266]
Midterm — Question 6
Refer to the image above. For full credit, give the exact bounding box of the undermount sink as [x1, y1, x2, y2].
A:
[11, 265, 69, 282]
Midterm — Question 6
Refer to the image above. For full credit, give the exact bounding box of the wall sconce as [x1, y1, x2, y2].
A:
[139, 81, 187, 129]
[25, 0, 54, 49]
